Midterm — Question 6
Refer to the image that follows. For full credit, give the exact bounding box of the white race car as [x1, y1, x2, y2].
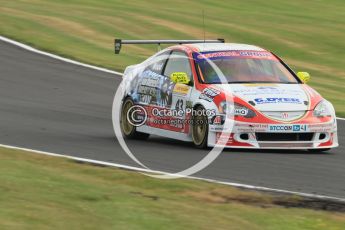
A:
[115, 39, 338, 152]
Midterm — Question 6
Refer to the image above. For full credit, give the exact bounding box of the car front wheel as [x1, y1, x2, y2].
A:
[192, 106, 208, 149]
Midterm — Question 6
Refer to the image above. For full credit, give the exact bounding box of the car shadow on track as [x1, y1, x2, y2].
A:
[116, 135, 335, 155]
[222, 148, 334, 155]
[129, 136, 200, 150]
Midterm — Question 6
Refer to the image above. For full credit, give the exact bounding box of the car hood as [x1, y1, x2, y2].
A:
[218, 84, 310, 112]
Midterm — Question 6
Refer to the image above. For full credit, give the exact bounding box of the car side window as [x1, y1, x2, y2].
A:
[164, 51, 192, 78]
[145, 51, 170, 75]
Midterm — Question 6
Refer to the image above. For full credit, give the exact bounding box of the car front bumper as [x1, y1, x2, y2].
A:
[208, 120, 339, 149]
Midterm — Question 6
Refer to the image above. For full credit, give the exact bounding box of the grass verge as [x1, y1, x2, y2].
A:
[0, 147, 345, 230]
[0, 0, 344, 116]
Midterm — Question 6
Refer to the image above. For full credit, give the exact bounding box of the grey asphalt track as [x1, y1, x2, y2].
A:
[0, 40, 344, 199]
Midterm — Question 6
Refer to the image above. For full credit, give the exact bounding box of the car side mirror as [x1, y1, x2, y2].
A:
[170, 72, 190, 85]
[297, 72, 311, 83]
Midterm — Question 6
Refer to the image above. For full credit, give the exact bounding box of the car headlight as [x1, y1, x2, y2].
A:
[313, 100, 334, 118]
[219, 101, 256, 118]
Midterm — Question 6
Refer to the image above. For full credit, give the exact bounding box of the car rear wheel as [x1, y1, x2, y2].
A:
[120, 98, 150, 140]
[192, 106, 208, 149]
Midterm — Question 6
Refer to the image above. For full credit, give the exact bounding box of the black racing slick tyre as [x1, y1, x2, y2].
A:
[120, 98, 150, 140]
[192, 106, 209, 149]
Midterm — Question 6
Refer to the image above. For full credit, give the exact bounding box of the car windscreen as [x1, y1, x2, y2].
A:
[193, 50, 299, 84]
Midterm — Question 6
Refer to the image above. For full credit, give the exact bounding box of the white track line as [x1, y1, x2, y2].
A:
[1, 35, 345, 202]
[0, 35, 123, 76]
[1, 143, 344, 203]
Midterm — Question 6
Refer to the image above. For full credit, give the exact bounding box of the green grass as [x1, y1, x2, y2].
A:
[0, 147, 344, 230]
[0, 0, 344, 115]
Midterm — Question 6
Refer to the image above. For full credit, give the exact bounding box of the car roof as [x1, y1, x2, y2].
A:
[183, 43, 266, 52]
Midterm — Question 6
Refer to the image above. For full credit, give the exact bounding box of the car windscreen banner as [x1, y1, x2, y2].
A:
[193, 50, 278, 63]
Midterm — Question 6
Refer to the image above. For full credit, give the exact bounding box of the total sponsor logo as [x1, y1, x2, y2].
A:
[254, 97, 302, 104]
[268, 124, 308, 132]
[199, 88, 220, 102]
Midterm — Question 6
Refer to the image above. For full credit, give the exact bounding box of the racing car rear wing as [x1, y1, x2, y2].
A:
[114, 38, 225, 54]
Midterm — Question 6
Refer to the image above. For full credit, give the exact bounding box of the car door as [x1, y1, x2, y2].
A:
[162, 50, 193, 133]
